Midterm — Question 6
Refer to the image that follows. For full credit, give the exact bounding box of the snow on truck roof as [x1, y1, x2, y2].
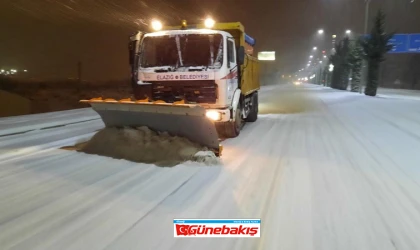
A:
[145, 29, 256, 47]
[145, 29, 231, 37]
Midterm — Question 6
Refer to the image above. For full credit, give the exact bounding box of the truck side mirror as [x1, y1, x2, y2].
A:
[128, 40, 137, 66]
[237, 46, 245, 65]
[128, 31, 144, 66]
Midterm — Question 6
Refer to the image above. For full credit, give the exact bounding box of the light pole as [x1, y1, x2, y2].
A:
[364, 0, 371, 35]
[360, 0, 371, 93]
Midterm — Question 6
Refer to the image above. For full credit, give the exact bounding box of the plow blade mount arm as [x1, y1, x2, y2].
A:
[81, 100, 221, 155]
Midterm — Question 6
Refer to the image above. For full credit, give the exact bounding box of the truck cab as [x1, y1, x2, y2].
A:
[129, 20, 260, 138]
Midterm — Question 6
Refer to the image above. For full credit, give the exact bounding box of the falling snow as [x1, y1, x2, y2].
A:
[2, 0, 202, 30]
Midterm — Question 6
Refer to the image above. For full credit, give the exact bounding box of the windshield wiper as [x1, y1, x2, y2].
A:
[155, 68, 169, 72]
[154, 66, 176, 72]
[188, 66, 205, 72]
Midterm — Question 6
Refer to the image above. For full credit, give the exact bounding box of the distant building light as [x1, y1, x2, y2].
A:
[258, 51, 276, 61]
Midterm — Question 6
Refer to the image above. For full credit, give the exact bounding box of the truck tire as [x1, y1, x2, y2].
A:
[245, 92, 258, 122]
[216, 102, 242, 138]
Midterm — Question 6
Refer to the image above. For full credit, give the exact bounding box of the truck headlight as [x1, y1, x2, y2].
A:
[206, 110, 221, 121]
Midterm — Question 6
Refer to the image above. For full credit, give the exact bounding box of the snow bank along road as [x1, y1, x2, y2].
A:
[1, 83, 420, 250]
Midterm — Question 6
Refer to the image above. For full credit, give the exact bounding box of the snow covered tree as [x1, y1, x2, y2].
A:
[348, 41, 363, 92]
[360, 10, 394, 96]
[329, 37, 351, 90]
[321, 65, 329, 86]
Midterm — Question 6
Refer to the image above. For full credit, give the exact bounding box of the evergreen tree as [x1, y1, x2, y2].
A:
[322, 66, 329, 86]
[348, 41, 363, 92]
[329, 37, 351, 90]
[360, 10, 394, 96]
[329, 46, 341, 89]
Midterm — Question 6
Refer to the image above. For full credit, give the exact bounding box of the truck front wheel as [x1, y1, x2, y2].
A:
[216, 102, 242, 138]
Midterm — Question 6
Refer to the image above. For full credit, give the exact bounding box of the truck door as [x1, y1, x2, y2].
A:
[227, 38, 238, 101]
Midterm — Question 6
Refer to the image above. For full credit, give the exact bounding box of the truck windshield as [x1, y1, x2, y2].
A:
[140, 34, 224, 70]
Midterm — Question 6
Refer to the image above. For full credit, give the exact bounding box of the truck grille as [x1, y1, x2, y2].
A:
[151, 81, 217, 104]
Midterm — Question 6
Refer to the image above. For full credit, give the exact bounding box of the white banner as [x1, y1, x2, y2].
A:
[173, 219, 261, 238]
[140, 72, 215, 81]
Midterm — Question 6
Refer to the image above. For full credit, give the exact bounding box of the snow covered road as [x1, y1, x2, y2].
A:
[1, 83, 420, 250]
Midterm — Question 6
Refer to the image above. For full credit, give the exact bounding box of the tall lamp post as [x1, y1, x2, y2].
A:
[364, 0, 371, 35]
[360, 0, 371, 93]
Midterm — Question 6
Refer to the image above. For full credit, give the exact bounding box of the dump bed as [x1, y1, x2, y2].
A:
[215, 22, 260, 96]
[241, 56, 260, 95]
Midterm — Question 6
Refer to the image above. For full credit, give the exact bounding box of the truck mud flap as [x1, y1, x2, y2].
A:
[80, 99, 221, 155]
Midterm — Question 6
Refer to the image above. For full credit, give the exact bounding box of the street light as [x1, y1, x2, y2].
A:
[310, 55, 313, 58]
[346, 30, 351, 34]
[318, 29, 324, 34]
[332, 35, 337, 38]
[313, 47, 317, 50]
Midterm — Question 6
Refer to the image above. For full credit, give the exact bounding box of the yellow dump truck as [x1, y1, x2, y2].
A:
[82, 19, 260, 156]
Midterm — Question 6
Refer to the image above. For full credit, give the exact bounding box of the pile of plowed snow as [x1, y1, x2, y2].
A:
[79, 126, 220, 167]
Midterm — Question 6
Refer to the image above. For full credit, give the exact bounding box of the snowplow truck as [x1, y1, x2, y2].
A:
[81, 20, 260, 156]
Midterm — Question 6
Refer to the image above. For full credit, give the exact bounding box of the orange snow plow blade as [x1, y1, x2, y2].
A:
[80, 98, 222, 156]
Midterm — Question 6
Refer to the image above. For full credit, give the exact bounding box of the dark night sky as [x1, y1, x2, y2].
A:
[0, 0, 419, 81]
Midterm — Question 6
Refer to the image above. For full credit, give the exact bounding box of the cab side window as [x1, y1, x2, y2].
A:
[227, 39, 235, 67]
